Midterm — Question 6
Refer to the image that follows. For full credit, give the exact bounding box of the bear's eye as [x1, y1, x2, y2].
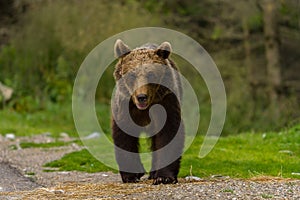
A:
[124, 72, 136, 88]
[126, 72, 136, 80]
[130, 73, 136, 80]
[147, 72, 156, 81]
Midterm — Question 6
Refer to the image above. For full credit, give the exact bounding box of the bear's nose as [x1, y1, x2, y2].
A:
[137, 94, 148, 103]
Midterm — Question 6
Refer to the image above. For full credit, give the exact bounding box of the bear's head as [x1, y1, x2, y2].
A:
[114, 39, 174, 110]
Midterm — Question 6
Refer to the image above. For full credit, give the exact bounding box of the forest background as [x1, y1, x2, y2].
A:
[0, 0, 299, 135]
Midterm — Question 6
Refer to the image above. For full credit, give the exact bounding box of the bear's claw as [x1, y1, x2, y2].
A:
[153, 176, 178, 185]
[123, 177, 140, 183]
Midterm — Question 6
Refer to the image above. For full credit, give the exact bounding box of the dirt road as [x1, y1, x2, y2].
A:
[0, 163, 39, 192]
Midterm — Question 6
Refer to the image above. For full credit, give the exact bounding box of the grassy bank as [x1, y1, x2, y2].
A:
[44, 124, 300, 179]
[180, 125, 300, 178]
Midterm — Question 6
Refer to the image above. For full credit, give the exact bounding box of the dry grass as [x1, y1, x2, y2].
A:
[1, 181, 159, 200]
[248, 175, 295, 182]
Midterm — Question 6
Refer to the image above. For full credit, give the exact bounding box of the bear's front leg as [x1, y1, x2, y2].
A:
[150, 96, 185, 185]
[151, 132, 183, 185]
[112, 119, 145, 183]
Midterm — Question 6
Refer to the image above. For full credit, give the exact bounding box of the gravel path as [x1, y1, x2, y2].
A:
[1, 178, 300, 199]
[0, 163, 39, 192]
[0, 134, 299, 199]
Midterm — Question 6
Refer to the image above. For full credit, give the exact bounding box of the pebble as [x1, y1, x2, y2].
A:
[59, 132, 69, 138]
[53, 189, 64, 194]
[279, 150, 294, 155]
[42, 188, 64, 194]
[58, 171, 70, 175]
[83, 132, 101, 140]
[59, 132, 73, 142]
[5, 133, 15, 140]
[211, 174, 230, 179]
[31, 133, 54, 143]
[185, 176, 202, 181]
[43, 132, 52, 137]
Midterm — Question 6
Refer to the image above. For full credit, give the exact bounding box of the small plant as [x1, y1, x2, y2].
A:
[25, 172, 35, 176]
[19, 141, 80, 149]
[222, 188, 234, 193]
[261, 194, 273, 199]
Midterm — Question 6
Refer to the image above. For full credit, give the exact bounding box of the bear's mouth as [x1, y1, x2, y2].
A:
[136, 102, 148, 110]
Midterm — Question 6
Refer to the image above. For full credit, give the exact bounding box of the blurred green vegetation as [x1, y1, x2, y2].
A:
[0, 0, 299, 135]
[0, 103, 75, 137]
[0, 0, 161, 109]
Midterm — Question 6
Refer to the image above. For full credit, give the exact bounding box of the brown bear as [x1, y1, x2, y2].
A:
[112, 39, 185, 185]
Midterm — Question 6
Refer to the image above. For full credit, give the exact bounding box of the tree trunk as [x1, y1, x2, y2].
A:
[243, 18, 257, 119]
[262, 0, 282, 115]
[262, 0, 281, 100]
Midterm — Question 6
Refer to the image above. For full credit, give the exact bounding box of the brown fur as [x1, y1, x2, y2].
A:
[112, 40, 185, 184]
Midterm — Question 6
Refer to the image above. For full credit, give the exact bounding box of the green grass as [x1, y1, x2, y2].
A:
[179, 125, 300, 178]
[44, 149, 117, 173]
[44, 124, 300, 179]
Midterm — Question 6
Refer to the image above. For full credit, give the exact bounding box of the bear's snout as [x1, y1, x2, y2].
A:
[134, 93, 149, 110]
[132, 85, 151, 110]
[137, 94, 148, 103]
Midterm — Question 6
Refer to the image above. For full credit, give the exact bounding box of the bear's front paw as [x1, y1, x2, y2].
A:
[123, 176, 140, 183]
[148, 171, 157, 180]
[121, 172, 144, 183]
[153, 176, 178, 185]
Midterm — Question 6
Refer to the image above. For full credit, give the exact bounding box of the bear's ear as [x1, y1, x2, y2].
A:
[114, 39, 131, 58]
[155, 42, 172, 59]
